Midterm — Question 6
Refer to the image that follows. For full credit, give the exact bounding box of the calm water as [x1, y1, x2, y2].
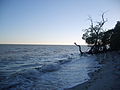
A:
[0, 45, 99, 90]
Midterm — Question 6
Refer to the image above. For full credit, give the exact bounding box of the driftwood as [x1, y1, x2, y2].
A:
[74, 42, 83, 55]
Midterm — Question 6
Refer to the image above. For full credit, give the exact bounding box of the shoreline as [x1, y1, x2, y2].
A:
[65, 51, 120, 90]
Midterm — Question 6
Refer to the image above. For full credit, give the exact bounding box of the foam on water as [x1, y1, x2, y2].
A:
[0, 45, 99, 90]
[36, 62, 61, 72]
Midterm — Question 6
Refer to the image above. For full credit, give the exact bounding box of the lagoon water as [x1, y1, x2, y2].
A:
[0, 45, 100, 90]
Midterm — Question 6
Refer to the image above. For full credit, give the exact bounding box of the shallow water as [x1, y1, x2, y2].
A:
[0, 45, 99, 90]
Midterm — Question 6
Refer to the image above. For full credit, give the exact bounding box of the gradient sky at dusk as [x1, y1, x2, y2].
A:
[0, 0, 120, 45]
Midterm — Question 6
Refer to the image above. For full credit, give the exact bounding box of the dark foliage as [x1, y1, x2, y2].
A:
[110, 21, 120, 50]
[82, 13, 107, 54]
[82, 14, 120, 54]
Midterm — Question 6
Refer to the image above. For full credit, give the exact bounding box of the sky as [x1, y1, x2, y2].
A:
[0, 0, 120, 45]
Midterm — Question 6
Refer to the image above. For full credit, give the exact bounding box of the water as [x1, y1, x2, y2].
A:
[0, 45, 100, 90]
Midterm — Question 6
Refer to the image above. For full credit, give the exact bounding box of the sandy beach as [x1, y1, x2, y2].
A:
[65, 51, 120, 90]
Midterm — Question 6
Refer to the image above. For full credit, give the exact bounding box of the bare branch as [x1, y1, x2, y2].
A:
[88, 16, 94, 29]
[98, 12, 108, 31]
[74, 42, 83, 55]
[88, 16, 98, 34]
[102, 12, 105, 23]
[101, 12, 107, 25]
[102, 10, 109, 22]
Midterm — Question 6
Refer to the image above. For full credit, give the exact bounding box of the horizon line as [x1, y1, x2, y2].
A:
[0, 43, 87, 45]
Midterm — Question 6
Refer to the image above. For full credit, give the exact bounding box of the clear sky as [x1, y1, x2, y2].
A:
[0, 0, 120, 45]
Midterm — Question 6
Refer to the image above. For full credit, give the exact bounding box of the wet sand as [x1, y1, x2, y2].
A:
[65, 51, 120, 90]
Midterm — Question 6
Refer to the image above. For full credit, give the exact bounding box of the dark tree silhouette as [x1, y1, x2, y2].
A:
[110, 21, 120, 50]
[82, 13, 107, 54]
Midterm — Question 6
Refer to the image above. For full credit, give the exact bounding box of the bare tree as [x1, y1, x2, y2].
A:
[82, 12, 107, 53]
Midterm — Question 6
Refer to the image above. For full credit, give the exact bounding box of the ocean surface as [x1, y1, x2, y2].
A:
[0, 45, 100, 90]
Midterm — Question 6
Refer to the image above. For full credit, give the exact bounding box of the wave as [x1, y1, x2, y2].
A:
[35, 62, 61, 72]
[0, 55, 100, 90]
[0, 55, 74, 90]
[0, 68, 40, 89]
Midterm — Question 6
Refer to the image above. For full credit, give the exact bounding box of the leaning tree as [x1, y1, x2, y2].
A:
[82, 13, 108, 54]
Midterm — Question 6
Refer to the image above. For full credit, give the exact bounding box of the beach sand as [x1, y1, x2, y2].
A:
[65, 51, 120, 90]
